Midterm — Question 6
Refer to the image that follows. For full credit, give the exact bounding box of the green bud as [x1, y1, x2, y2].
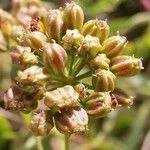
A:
[16, 66, 47, 85]
[29, 110, 54, 136]
[44, 85, 79, 111]
[62, 29, 84, 50]
[90, 54, 110, 70]
[43, 42, 68, 73]
[44, 9, 65, 43]
[112, 89, 134, 107]
[55, 107, 88, 134]
[93, 69, 116, 92]
[102, 35, 127, 58]
[78, 35, 102, 57]
[85, 92, 112, 118]
[110, 55, 143, 76]
[63, 2, 84, 30]
[82, 19, 110, 43]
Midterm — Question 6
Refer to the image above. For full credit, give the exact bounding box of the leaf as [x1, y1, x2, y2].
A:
[0, 116, 16, 139]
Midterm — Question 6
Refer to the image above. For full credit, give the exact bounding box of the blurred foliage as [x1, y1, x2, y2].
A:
[0, 0, 150, 150]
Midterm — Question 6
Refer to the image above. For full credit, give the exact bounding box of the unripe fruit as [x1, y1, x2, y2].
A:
[43, 42, 68, 73]
[29, 110, 54, 136]
[93, 69, 116, 92]
[82, 19, 110, 43]
[24, 31, 47, 52]
[85, 92, 112, 118]
[78, 35, 102, 57]
[63, 2, 84, 30]
[44, 9, 65, 43]
[112, 89, 134, 107]
[44, 85, 79, 111]
[102, 35, 127, 58]
[55, 107, 88, 134]
[11, 46, 38, 65]
[62, 29, 84, 50]
[110, 55, 143, 76]
[16, 66, 47, 85]
[90, 54, 110, 70]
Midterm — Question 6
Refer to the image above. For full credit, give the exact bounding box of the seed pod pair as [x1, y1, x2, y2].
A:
[29, 110, 54, 136]
[55, 107, 88, 135]
[44, 9, 65, 43]
[63, 2, 84, 31]
[102, 35, 127, 58]
[43, 42, 68, 73]
[3, 85, 37, 113]
[90, 54, 110, 70]
[82, 19, 110, 43]
[110, 55, 143, 76]
[93, 69, 116, 92]
[44, 85, 79, 111]
[112, 89, 134, 107]
[62, 29, 84, 50]
[85, 92, 112, 118]
[78, 35, 102, 57]
[11, 46, 38, 65]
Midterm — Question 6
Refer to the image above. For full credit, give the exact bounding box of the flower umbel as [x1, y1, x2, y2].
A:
[4, 2, 143, 136]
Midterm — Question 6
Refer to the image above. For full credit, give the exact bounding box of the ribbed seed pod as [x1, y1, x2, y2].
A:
[62, 29, 84, 50]
[102, 35, 127, 58]
[94, 69, 116, 92]
[110, 55, 143, 76]
[16, 66, 47, 85]
[43, 42, 68, 73]
[78, 35, 102, 57]
[82, 19, 110, 43]
[23, 31, 47, 52]
[29, 110, 54, 136]
[63, 2, 84, 30]
[44, 9, 65, 43]
[55, 107, 88, 134]
[44, 85, 79, 111]
[90, 54, 110, 70]
[112, 89, 134, 107]
[85, 92, 112, 118]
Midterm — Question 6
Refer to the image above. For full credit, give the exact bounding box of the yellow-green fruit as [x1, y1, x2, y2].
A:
[90, 54, 110, 70]
[63, 2, 84, 30]
[82, 19, 110, 43]
[78, 35, 102, 57]
[44, 9, 65, 43]
[85, 92, 112, 118]
[93, 69, 116, 92]
[102, 35, 127, 58]
[110, 55, 143, 76]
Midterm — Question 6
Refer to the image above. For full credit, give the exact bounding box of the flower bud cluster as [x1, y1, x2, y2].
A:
[3, 2, 143, 136]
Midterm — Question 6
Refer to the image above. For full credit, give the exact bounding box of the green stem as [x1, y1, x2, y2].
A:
[65, 135, 70, 150]
[75, 71, 92, 81]
[71, 56, 87, 77]
[37, 137, 44, 150]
